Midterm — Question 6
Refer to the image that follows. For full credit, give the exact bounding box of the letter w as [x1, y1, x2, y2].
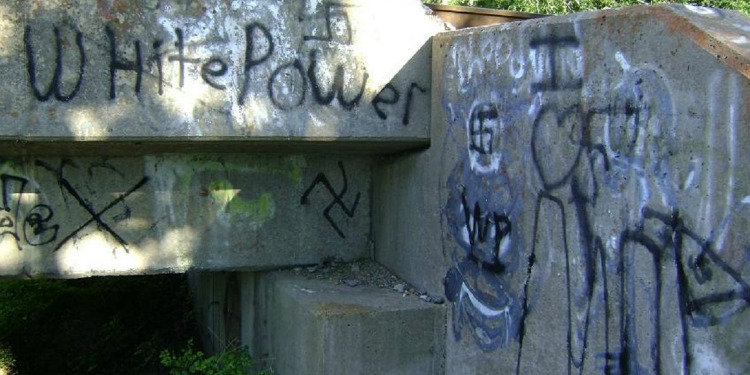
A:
[24, 26, 85, 102]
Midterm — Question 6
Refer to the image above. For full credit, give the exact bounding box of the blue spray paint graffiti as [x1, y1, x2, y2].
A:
[441, 21, 750, 374]
[442, 98, 528, 351]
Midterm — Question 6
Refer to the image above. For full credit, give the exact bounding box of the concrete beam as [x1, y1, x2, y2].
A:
[1, 0, 443, 152]
[0, 155, 369, 277]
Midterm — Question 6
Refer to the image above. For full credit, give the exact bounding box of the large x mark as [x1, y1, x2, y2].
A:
[53, 176, 149, 251]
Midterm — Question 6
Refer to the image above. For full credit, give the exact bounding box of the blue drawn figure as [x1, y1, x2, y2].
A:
[443, 101, 526, 352]
[527, 110, 604, 375]
[601, 53, 680, 213]
[522, 30, 606, 375]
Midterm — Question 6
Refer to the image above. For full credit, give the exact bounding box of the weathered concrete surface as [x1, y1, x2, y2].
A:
[0, 155, 369, 277]
[256, 272, 445, 375]
[188, 271, 242, 354]
[1, 0, 442, 150]
[376, 3, 750, 374]
[373, 152, 446, 297]
[187, 271, 257, 358]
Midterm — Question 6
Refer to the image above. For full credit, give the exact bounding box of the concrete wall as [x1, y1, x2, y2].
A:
[0, 0, 451, 277]
[375, 4, 750, 374]
[0, 155, 370, 277]
[5, 1, 750, 373]
[1, 0, 442, 150]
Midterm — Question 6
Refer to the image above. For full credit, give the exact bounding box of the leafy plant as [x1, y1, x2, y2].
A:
[0, 344, 14, 375]
[0, 275, 199, 375]
[160, 340, 270, 375]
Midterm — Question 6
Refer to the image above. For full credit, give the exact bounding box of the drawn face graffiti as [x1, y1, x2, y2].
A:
[467, 102, 503, 174]
[443, 99, 526, 351]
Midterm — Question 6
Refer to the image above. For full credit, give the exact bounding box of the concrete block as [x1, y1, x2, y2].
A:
[0, 154, 369, 277]
[428, 4, 750, 374]
[1, 0, 444, 151]
[373, 151, 446, 296]
[260, 272, 445, 375]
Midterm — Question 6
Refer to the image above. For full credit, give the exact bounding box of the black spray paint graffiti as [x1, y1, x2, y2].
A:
[520, 34, 596, 375]
[0, 161, 149, 252]
[0, 174, 59, 249]
[443, 29, 750, 375]
[300, 2, 352, 44]
[23, 1, 427, 125]
[11, 161, 149, 251]
[372, 82, 428, 126]
[24, 26, 85, 102]
[521, 33, 705, 375]
[613, 207, 750, 375]
[35, 160, 149, 252]
[300, 161, 360, 239]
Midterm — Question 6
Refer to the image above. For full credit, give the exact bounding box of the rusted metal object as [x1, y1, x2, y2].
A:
[426, 4, 543, 29]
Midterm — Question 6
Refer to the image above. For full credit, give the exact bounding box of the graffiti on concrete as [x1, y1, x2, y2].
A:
[442, 20, 750, 374]
[22, 0, 428, 125]
[0, 159, 148, 253]
[443, 100, 526, 351]
[300, 161, 360, 239]
[0, 174, 59, 248]
[24, 26, 85, 102]
[200, 179, 275, 230]
[0, 155, 372, 277]
[372, 82, 428, 126]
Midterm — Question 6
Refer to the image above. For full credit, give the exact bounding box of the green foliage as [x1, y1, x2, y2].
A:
[160, 340, 270, 375]
[0, 344, 14, 374]
[0, 275, 199, 375]
[423, 0, 750, 15]
[0, 276, 271, 375]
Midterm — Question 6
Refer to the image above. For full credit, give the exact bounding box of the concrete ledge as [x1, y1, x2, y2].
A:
[261, 273, 445, 375]
[0, 138, 429, 157]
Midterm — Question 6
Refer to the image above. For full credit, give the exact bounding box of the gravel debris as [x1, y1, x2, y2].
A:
[288, 258, 445, 304]
[419, 294, 445, 304]
[343, 279, 361, 287]
[393, 283, 406, 293]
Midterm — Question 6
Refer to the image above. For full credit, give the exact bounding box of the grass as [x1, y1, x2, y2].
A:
[423, 0, 750, 16]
